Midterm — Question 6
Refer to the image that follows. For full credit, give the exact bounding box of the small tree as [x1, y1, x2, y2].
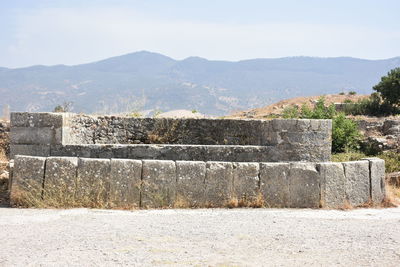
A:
[53, 101, 73, 113]
[373, 67, 400, 107]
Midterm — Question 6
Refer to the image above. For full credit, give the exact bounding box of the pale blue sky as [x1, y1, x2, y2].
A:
[1, 0, 399, 68]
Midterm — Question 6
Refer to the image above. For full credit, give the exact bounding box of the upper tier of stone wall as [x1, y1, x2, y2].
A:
[10, 112, 332, 162]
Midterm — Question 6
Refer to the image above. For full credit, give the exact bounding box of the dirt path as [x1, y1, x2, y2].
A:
[0, 207, 399, 266]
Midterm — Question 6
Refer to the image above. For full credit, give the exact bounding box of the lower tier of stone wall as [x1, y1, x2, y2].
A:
[9, 156, 386, 209]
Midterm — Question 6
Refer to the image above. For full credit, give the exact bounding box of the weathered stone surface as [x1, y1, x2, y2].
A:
[11, 112, 333, 162]
[10, 156, 46, 205]
[176, 161, 206, 207]
[76, 158, 111, 206]
[232, 162, 260, 203]
[11, 144, 51, 158]
[362, 158, 386, 204]
[44, 157, 78, 202]
[342, 161, 370, 206]
[204, 162, 233, 207]
[289, 163, 320, 208]
[50, 144, 91, 158]
[110, 159, 141, 208]
[47, 143, 331, 163]
[318, 162, 346, 208]
[10, 112, 64, 128]
[259, 163, 290, 208]
[141, 160, 176, 208]
[11, 127, 62, 145]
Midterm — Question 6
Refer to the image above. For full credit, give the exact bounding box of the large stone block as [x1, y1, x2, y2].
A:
[44, 157, 78, 204]
[110, 159, 142, 208]
[363, 158, 386, 204]
[10, 144, 51, 158]
[10, 156, 46, 205]
[10, 112, 64, 128]
[204, 162, 233, 207]
[11, 127, 62, 145]
[342, 161, 370, 206]
[76, 158, 111, 206]
[141, 160, 176, 208]
[232, 162, 260, 203]
[318, 162, 346, 208]
[289, 163, 320, 208]
[259, 163, 290, 208]
[176, 161, 206, 207]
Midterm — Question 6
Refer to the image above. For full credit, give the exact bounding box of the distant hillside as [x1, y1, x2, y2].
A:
[229, 94, 369, 119]
[0, 51, 399, 116]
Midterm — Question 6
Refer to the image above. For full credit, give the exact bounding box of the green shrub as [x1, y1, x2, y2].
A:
[331, 113, 362, 153]
[282, 105, 299, 119]
[343, 93, 397, 116]
[348, 91, 357, 95]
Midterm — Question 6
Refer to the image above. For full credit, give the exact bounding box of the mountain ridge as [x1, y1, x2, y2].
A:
[0, 51, 399, 116]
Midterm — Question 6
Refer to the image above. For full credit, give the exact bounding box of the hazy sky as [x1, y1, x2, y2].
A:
[1, 0, 399, 68]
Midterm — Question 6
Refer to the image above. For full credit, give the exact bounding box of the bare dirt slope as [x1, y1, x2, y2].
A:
[230, 94, 369, 119]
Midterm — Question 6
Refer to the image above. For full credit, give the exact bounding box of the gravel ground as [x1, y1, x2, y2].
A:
[0, 207, 399, 266]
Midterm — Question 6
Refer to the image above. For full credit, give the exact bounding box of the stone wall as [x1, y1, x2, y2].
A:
[10, 155, 386, 209]
[10, 112, 332, 162]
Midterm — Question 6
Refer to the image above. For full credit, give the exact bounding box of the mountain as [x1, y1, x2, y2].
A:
[0, 51, 399, 116]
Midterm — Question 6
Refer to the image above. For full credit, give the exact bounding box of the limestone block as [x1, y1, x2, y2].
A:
[44, 157, 78, 203]
[10, 156, 46, 205]
[295, 119, 312, 131]
[50, 145, 91, 158]
[289, 162, 320, 208]
[204, 162, 233, 207]
[271, 119, 299, 132]
[11, 127, 62, 145]
[141, 160, 176, 208]
[76, 158, 111, 206]
[232, 162, 260, 203]
[342, 161, 370, 206]
[10, 144, 51, 158]
[127, 145, 163, 160]
[176, 161, 206, 207]
[110, 159, 141, 208]
[10, 112, 64, 128]
[363, 158, 386, 204]
[318, 162, 346, 208]
[259, 163, 290, 207]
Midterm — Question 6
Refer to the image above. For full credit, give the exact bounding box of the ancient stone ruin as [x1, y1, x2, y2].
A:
[9, 112, 386, 208]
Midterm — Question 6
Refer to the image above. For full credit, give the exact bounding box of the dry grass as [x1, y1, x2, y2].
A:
[10, 178, 140, 209]
[338, 199, 354, 210]
[225, 193, 265, 208]
[383, 183, 400, 207]
[173, 194, 190, 208]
